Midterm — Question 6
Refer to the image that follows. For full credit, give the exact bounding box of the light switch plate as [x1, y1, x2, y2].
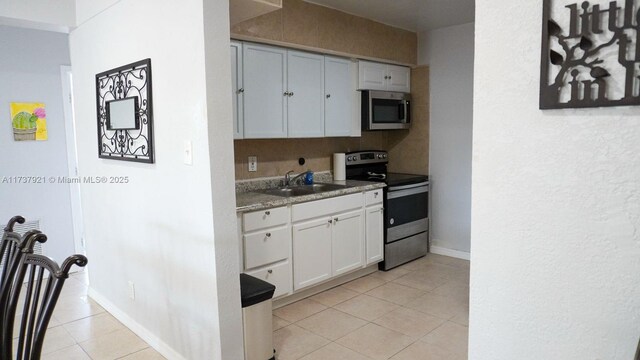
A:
[248, 156, 257, 172]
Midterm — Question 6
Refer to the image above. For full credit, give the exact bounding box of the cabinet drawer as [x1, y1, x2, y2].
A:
[292, 193, 363, 222]
[244, 226, 290, 270]
[243, 206, 289, 232]
[365, 189, 383, 206]
[245, 261, 292, 299]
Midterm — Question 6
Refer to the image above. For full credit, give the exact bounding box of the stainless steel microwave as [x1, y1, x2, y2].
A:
[362, 91, 411, 130]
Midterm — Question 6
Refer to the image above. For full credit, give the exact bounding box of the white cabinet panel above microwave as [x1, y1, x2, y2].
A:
[357, 61, 410, 93]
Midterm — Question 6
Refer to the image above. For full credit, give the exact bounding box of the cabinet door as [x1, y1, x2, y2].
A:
[230, 41, 243, 139]
[292, 217, 333, 290]
[287, 51, 324, 138]
[386, 64, 411, 93]
[324, 56, 352, 137]
[243, 44, 287, 138]
[358, 61, 387, 91]
[365, 205, 384, 265]
[332, 210, 364, 276]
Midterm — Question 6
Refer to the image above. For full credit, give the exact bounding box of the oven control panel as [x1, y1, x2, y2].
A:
[345, 151, 388, 166]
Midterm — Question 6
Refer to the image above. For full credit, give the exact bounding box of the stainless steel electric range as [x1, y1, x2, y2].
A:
[345, 150, 429, 270]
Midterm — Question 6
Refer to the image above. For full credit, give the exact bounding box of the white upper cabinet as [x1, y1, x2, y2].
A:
[358, 61, 387, 91]
[243, 43, 288, 138]
[237, 41, 357, 139]
[230, 41, 244, 139]
[386, 64, 411, 93]
[324, 56, 353, 137]
[358, 60, 411, 93]
[287, 51, 325, 138]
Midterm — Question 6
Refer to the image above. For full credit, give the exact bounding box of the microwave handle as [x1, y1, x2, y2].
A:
[400, 100, 410, 123]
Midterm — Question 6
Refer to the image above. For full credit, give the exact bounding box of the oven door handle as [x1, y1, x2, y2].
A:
[388, 181, 429, 192]
[387, 184, 429, 199]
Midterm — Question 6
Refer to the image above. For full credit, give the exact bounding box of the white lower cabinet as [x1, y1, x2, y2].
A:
[365, 205, 384, 265]
[332, 209, 364, 276]
[240, 190, 383, 297]
[292, 217, 333, 290]
[245, 260, 292, 299]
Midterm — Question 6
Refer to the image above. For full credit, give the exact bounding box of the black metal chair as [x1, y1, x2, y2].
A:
[1, 216, 25, 286]
[1, 217, 43, 298]
[0, 249, 87, 360]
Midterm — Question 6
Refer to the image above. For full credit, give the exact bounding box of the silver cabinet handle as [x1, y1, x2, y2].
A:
[328, 219, 333, 224]
[374, 192, 379, 197]
[267, 269, 273, 274]
[265, 211, 271, 216]
[290, 92, 294, 96]
[326, 94, 331, 98]
[334, 218, 339, 223]
[284, 92, 289, 96]
[266, 233, 271, 237]
[237, 88, 244, 93]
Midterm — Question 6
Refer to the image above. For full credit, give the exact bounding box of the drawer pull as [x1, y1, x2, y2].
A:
[334, 218, 339, 222]
[265, 211, 271, 216]
[267, 269, 273, 274]
[328, 219, 333, 224]
[374, 192, 379, 197]
[266, 233, 271, 237]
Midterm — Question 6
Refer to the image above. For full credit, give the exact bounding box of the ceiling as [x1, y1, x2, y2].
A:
[304, 0, 475, 32]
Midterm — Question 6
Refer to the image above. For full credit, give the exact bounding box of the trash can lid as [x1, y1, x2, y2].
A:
[240, 273, 276, 308]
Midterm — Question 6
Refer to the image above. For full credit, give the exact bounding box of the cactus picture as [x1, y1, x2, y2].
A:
[10, 102, 47, 141]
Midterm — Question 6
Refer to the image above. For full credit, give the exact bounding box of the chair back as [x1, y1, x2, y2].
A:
[1, 253, 87, 360]
[1, 232, 44, 298]
[1, 216, 26, 289]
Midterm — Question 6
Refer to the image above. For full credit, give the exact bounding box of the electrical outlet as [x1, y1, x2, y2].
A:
[248, 156, 257, 172]
[128, 281, 136, 300]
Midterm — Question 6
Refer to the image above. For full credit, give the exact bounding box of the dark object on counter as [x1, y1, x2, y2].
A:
[240, 273, 276, 308]
[298, 157, 305, 166]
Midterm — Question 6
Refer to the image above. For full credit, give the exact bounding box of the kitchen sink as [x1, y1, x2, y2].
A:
[258, 183, 348, 197]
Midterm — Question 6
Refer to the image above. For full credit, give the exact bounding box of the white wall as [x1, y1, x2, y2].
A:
[75, 0, 119, 26]
[470, 0, 640, 359]
[419, 22, 474, 256]
[69, 0, 242, 358]
[0, 0, 75, 32]
[0, 25, 76, 263]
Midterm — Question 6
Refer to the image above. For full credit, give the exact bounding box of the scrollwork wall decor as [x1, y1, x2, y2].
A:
[96, 59, 154, 163]
[540, 0, 640, 109]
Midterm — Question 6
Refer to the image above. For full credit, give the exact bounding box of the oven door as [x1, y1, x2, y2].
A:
[385, 181, 428, 243]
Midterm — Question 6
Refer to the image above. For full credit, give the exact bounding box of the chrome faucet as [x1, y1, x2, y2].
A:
[284, 170, 308, 187]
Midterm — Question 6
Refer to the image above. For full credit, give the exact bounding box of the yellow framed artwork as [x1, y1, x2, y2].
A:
[10, 102, 48, 141]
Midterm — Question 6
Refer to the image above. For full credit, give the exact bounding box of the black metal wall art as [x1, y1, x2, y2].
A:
[540, 0, 640, 109]
[96, 59, 154, 163]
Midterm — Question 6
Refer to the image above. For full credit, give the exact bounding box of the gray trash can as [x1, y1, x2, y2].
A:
[240, 274, 276, 360]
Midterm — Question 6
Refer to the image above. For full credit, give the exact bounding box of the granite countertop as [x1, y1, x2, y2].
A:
[236, 180, 385, 213]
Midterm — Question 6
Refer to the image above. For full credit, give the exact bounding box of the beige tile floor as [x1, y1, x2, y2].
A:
[11, 271, 164, 360]
[272, 254, 470, 360]
[11, 253, 467, 360]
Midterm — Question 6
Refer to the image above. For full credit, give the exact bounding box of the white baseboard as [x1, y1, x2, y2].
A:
[430, 245, 471, 260]
[88, 288, 185, 360]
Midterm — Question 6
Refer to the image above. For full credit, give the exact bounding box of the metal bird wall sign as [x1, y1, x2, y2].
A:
[540, 0, 640, 109]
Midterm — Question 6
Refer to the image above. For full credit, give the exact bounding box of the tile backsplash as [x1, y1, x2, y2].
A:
[234, 132, 388, 179]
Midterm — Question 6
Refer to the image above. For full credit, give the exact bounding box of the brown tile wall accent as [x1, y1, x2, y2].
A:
[234, 66, 430, 179]
[231, 0, 417, 65]
[234, 132, 388, 179]
[387, 66, 429, 175]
